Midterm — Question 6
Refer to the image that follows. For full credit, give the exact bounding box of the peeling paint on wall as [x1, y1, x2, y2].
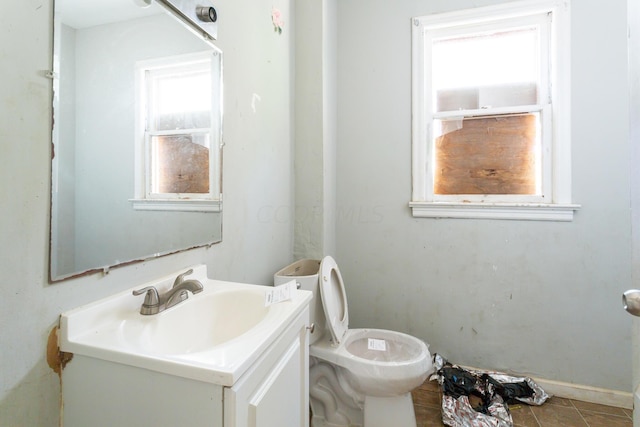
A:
[46, 326, 73, 376]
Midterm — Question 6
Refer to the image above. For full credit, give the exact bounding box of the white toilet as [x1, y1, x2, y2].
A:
[275, 256, 433, 427]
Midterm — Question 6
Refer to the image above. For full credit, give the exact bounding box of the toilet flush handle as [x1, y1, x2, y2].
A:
[307, 323, 315, 334]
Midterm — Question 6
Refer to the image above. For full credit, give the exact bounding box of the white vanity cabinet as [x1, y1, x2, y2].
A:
[63, 306, 309, 427]
[60, 266, 311, 427]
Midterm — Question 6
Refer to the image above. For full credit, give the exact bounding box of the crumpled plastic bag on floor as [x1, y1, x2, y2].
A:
[432, 354, 549, 427]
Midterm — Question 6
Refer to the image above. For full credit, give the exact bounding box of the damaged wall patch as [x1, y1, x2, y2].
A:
[47, 326, 73, 375]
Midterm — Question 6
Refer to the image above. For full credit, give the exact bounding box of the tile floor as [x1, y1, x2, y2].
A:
[412, 379, 633, 427]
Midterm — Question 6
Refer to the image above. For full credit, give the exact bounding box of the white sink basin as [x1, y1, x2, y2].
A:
[121, 289, 269, 354]
[59, 265, 311, 386]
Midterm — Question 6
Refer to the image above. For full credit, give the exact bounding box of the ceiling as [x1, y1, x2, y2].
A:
[61, 0, 162, 29]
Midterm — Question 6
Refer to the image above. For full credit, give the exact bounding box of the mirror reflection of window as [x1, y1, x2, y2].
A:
[140, 52, 214, 199]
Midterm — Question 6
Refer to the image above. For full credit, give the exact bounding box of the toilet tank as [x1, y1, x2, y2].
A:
[274, 259, 326, 344]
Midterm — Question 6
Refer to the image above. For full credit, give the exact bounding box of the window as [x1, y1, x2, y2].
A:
[411, 0, 578, 220]
[132, 51, 222, 212]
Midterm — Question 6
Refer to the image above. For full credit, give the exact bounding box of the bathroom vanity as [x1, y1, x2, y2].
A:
[59, 266, 311, 427]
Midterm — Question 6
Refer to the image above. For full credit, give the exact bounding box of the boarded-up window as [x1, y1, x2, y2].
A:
[411, 1, 573, 219]
[434, 114, 538, 195]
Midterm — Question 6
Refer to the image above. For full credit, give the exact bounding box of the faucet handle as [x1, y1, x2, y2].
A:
[173, 268, 194, 288]
[132, 286, 160, 311]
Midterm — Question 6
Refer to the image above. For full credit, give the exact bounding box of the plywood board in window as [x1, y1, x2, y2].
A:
[156, 136, 209, 194]
[434, 114, 537, 195]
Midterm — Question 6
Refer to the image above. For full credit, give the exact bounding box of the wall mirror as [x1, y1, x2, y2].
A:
[50, 0, 223, 282]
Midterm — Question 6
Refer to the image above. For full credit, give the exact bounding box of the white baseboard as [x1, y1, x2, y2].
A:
[531, 377, 633, 410]
[457, 363, 633, 410]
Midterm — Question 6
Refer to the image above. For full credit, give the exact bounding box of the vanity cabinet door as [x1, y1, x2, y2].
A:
[62, 355, 223, 427]
[224, 307, 309, 427]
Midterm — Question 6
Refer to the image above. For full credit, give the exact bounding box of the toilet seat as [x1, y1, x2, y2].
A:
[319, 256, 349, 344]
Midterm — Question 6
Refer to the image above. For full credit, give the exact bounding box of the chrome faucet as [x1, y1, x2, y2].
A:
[132, 269, 204, 315]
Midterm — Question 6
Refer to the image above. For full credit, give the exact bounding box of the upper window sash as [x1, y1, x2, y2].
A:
[423, 13, 552, 111]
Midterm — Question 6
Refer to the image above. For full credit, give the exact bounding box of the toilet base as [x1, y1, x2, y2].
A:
[311, 393, 417, 427]
[309, 358, 419, 427]
[310, 360, 363, 427]
[364, 393, 417, 427]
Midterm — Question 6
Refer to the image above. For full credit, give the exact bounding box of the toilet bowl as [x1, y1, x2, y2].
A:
[278, 256, 433, 427]
[311, 328, 430, 398]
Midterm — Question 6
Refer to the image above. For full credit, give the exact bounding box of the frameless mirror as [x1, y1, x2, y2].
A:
[50, 0, 223, 282]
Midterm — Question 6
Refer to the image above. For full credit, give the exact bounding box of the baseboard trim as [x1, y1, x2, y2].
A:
[531, 377, 633, 410]
[456, 363, 633, 410]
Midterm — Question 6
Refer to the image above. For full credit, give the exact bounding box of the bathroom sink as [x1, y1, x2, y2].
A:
[59, 265, 311, 386]
[121, 289, 269, 354]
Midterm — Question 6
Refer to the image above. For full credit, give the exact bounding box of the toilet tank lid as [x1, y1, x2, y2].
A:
[274, 259, 321, 279]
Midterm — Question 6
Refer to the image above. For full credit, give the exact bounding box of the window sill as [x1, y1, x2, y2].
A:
[409, 201, 580, 221]
[130, 199, 222, 213]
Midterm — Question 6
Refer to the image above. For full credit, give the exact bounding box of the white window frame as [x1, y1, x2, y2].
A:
[131, 50, 222, 213]
[410, 0, 579, 221]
